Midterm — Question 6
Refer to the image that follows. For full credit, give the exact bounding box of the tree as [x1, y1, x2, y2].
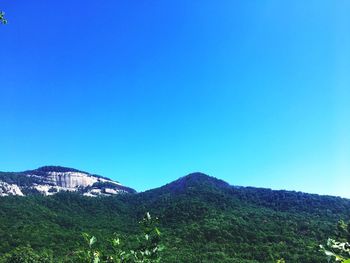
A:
[0, 11, 7, 24]
[0, 246, 53, 263]
[71, 212, 163, 263]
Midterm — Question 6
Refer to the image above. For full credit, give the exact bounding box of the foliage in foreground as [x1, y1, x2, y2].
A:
[0, 213, 162, 263]
[0, 213, 163, 263]
[320, 220, 350, 263]
[74, 212, 162, 263]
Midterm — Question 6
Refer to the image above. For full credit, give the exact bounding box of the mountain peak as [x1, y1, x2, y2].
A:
[28, 166, 86, 174]
[0, 166, 135, 197]
[184, 172, 211, 178]
[180, 172, 230, 187]
[155, 172, 231, 194]
[37, 166, 82, 172]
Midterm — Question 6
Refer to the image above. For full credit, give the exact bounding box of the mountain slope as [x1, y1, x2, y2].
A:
[0, 166, 136, 196]
[0, 171, 349, 262]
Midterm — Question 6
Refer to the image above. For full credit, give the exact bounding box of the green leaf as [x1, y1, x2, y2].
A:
[112, 238, 120, 246]
[82, 233, 90, 243]
[324, 249, 335, 257]
[155, 227, 161, 236]
[93, 256, 100, 263]
[90, 236, 97, 247]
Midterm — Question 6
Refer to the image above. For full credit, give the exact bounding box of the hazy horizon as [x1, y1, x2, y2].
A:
[1, 1, 349, 198]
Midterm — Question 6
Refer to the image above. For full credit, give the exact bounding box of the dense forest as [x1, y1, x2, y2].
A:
[0, 173, 349, 262]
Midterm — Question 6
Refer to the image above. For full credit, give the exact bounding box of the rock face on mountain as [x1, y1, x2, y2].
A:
[0, 166, 136, 197]
[0, 181, 24, 196]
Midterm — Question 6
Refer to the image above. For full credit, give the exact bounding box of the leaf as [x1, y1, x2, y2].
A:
[93, 251, 100, 263]
[82, 233, 91, 243]
[155, 227, 161, 236]
[90, 236, 97, 247]
[324, 250, 335, 257]
[112, 238, 120, 246]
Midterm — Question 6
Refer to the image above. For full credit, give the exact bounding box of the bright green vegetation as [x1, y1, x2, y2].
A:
[70, 212, 163, 263]
[0, 173, 349, 262]
[320, 220, 350, 262]
[0, 212, 162, 263]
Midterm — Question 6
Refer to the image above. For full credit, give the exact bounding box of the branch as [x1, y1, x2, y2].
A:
[0, 11, 7, 24]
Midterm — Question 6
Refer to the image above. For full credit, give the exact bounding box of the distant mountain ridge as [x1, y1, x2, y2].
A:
[140, 172, 350, 215]
[0, 166, 136, 197]
[0, 168, 350, 262]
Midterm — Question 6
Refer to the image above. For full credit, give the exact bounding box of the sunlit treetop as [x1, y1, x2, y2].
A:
[0, 11, 7, 24]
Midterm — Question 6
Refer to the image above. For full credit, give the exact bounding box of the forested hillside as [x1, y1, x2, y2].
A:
[0, 173, 349, 262]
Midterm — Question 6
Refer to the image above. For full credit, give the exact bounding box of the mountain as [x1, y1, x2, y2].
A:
[0, 166, 136, 197]
[154, 172, 232, 193]
[0, 169, 349, 262]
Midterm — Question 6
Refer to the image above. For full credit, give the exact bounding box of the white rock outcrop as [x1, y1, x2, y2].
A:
[0, 166, 134, 197]
[0, 181, 24, 196]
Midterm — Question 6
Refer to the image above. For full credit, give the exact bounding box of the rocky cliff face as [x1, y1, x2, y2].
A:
[0, 181, 24, 196]
[0, 166, 136, 197]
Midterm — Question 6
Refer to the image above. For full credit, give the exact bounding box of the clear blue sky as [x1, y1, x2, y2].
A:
[1, 1, 349, 197]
